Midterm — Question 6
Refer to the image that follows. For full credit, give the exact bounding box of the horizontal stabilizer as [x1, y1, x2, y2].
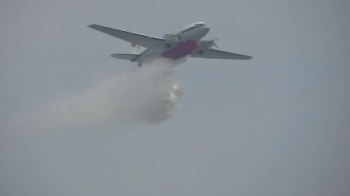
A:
[110, 54, 139, 61]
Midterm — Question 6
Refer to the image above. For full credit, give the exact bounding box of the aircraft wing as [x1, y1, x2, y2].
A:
[88, 24, 164, 48]
[191, 49, 252, 60]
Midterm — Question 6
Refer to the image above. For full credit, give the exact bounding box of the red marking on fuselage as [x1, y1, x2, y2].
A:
[162, 40, 197, 59]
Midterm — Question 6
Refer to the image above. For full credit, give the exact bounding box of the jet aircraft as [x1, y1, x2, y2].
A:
[88, 22, 252, 66]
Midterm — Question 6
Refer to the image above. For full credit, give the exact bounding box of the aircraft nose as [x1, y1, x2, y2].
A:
[203, 25, 210, 33]
[201, 25, 210, 36]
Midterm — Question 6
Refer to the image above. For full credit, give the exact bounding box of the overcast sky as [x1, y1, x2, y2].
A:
[1, 0, 350, 196]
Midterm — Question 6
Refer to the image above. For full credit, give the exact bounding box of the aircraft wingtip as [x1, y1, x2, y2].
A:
[87, 24, 97, 28]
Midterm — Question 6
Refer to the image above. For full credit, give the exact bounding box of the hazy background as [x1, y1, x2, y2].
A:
[1, 0, 350, 196]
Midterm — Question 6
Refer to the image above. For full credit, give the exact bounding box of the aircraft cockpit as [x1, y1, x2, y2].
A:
[181, 22, 206, 31]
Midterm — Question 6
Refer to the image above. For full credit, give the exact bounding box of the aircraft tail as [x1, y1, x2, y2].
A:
[110, 53, 139, 62]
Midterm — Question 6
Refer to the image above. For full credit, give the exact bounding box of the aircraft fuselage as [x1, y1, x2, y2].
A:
[135, 22, 210, 63]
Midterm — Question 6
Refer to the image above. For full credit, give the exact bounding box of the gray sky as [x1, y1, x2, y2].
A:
[1, 0, 350, 196]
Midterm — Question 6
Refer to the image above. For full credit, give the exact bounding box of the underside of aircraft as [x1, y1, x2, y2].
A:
[88, 22, 252, 66]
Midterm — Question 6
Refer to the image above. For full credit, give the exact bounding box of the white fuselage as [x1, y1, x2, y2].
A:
[178, 22, 210, 41]
[134, 22, 210, 62]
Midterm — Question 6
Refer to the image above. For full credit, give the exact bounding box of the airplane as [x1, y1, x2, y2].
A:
[88, 22, 252, 66]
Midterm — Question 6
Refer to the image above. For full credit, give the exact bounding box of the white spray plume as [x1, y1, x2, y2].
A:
[14, 58, 187, 131]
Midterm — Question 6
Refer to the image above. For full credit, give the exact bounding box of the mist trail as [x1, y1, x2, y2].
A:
[14, 59, 186, 131]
